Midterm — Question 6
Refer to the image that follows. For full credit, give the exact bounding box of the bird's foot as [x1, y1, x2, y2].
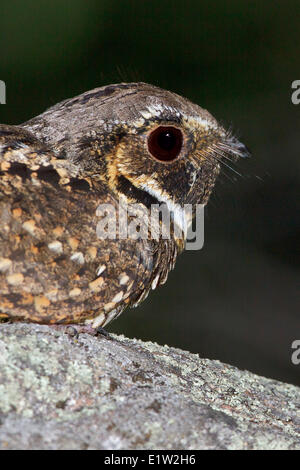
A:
[50, 324, 111, 339]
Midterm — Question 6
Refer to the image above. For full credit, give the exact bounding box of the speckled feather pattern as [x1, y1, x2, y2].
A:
[0, 83, 247, 327]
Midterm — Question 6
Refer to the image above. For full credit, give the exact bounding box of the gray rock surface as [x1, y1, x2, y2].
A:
[0, 323, 299, 450]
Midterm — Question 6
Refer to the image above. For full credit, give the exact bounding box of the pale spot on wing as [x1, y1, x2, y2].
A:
[45, 289, 58, 301]
[91, 312, 106, 328]
[112, 291, 123, 303]
[103, 308, 119, 326]
[52, 226, 64, 237]
[89, 277, 104, 292]
[119, 273, 129, 285]
[34, 295, 51, 312]
[96, 264, 106, 276]
[87, 246, 97, 260]
[12, 208, 22, 218]
[0, 258, 12, 273]
[48, 241, 63, 254]
[22, 219, 37, 236]
[6, 273, 23, 285]
[70, 252, 85, 265]
[67, 237, 79, 251]
[104, 302, 116, 312]
[69, 287, 82, 297]
[151, 274, 160, 290]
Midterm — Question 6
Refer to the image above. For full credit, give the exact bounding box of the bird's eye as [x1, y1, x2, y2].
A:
[147, 126, 183, 162]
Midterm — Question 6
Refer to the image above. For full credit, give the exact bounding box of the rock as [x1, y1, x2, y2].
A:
[0, 323, 299, 450]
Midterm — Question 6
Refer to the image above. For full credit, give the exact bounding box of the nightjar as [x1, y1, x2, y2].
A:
[0, 83, 248, 329]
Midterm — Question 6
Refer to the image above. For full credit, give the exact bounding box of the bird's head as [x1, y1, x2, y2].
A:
[24, 82, 249, 234]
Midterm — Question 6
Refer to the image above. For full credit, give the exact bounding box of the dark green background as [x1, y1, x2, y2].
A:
[1, 1, 299, 385]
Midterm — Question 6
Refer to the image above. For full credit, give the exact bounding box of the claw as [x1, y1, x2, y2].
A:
[49, 323, 111, 338]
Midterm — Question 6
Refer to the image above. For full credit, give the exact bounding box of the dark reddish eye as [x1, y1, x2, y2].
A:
[147, 126, 183, 162]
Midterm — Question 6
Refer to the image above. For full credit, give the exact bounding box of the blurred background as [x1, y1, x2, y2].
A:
[0, 1, 299, 385]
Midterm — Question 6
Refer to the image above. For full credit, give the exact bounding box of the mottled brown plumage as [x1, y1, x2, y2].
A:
[0, 83, 247, 329]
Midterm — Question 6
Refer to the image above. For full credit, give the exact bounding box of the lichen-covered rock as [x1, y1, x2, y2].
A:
[0, 323, 299, 450]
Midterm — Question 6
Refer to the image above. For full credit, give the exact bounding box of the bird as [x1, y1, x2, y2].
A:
[0, 82, 248, 332]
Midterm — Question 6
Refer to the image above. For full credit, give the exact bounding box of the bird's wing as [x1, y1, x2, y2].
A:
[0, 124, 173, 326]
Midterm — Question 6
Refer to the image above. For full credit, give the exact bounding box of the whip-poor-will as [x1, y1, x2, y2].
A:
[0, 83, 248, 330]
